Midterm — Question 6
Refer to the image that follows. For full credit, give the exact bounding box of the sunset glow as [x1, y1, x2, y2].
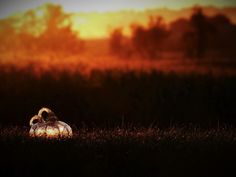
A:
[1, 1, 236, 39]
[0, 0, 236, 75]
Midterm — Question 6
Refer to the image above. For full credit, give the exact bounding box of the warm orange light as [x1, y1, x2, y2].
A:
[1, 3, 236, 76]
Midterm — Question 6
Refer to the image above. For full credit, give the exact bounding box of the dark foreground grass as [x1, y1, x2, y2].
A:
[1, 68, 236, 127]
[0, 127, 236, 177]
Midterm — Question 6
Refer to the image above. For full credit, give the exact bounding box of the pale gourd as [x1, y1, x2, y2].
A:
[29, 107, 73, 138]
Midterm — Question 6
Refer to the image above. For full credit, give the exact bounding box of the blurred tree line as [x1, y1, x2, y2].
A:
[1, 5, 236, 60]
[110, 7, 236, 59]
[0, 4, 84, 55]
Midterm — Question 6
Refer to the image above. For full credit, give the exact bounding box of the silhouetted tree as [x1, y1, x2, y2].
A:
[39, 4, 84, 54]
[131, 25, 147, 57]
[183, 8, 209, 59]
[109, 28, 131, 57]
[110, 28, 123, 54]
[0, 4, 84, 55]
[192, 8, 208, 58]
[208, 14, 236, 57]
[131, 17, 169, 59]
[0, 18, 19, 51]
[168, 10, 236, 59]
[168, 18, 190, 52]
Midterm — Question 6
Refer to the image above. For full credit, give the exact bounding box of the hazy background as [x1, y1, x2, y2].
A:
[0, 0, 236, 127]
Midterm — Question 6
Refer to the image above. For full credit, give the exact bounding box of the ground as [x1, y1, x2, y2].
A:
[0, 127, 236, 177]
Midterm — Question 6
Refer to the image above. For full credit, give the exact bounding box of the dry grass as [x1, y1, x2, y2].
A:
[0, 126, 236, 177]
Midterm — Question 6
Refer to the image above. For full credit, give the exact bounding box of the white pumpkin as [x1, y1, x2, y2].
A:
[29, 107, 73, 138]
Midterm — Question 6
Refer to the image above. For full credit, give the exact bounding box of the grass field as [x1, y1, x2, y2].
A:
[1, 68, 236, 127]
[1, 126, 236, 177]
[0, 61, 236, 177]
